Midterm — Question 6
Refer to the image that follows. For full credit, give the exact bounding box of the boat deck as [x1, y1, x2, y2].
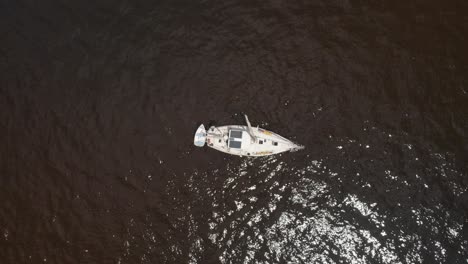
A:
[206, 125, 300, 156]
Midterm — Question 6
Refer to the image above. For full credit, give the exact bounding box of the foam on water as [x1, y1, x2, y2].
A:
[108, 127, 466, 264]
[176, 127, 468, 263]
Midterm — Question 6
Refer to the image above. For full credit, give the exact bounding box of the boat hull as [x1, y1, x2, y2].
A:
[205, 125, 303, 157]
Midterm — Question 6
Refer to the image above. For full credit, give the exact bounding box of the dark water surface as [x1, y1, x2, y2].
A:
[1, 0, 467, 263]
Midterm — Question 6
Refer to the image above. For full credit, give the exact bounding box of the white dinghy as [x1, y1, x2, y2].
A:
[193, 115, 304, 157]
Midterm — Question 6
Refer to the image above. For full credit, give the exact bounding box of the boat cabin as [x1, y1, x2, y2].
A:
[228, 129, 251, 150]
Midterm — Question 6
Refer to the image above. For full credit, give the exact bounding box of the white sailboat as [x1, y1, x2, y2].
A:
[193, 115, 304, 157]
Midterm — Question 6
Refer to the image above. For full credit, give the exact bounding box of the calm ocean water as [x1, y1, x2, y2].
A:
[1, 0, 467, 263]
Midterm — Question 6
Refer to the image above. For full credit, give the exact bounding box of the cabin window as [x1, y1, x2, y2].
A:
[230, 130, 243, 139]
[229, 140, 242, 148]
[273, 141, 278, 146]
[259, 140, 263, 144]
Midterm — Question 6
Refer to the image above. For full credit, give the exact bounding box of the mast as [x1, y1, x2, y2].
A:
[244, 114, 257, 142]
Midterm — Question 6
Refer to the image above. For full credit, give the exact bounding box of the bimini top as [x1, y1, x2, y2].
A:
[193, 124, 207, 147]
[228, 129, 243, 149]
